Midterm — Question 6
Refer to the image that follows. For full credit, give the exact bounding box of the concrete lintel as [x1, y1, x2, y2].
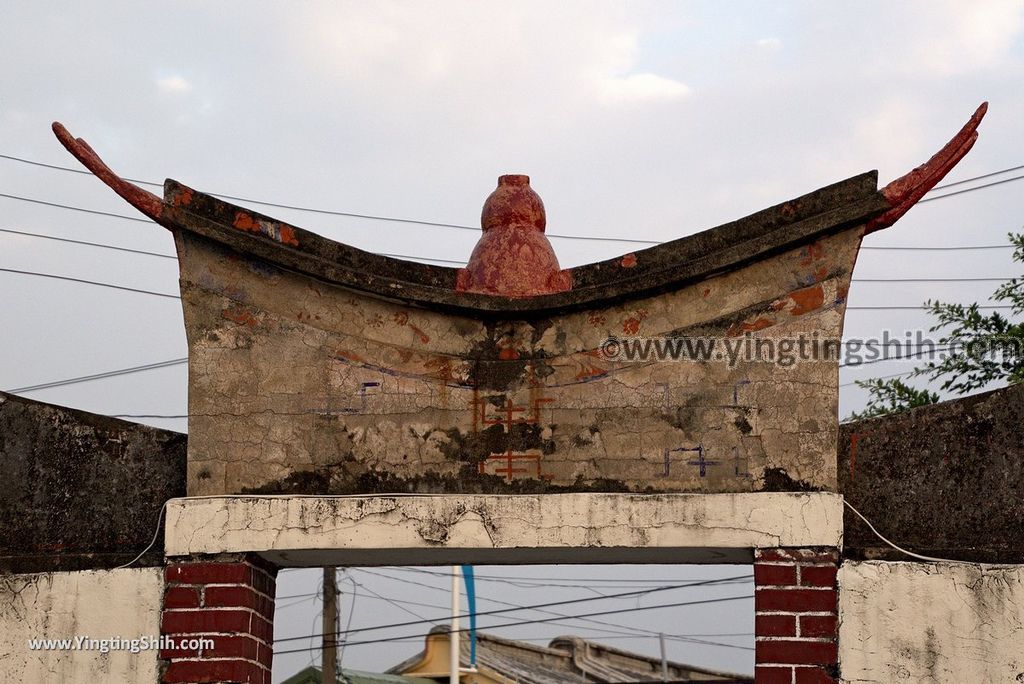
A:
[164, 492, 843, 567]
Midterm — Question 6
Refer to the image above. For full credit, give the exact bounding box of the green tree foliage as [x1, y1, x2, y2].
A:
[849, 232, 1024, 419]
[847, 378, 940, 420]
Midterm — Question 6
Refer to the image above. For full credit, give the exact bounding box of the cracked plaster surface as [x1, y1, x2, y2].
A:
[0, 568, 163, 683]
[164, 492, 843, 556]
[839, 561, 1024, 683]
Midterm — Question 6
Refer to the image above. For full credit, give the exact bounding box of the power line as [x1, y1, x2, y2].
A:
[0, 227, 177, 259]
[273, 575, 751, 645]
[273, 593, 753, 655]
[0, 183, 1014, 252]
[277, 584, 698, 642]
[918, 173, 1024, 203]
[354, 567, 752, 647]
[0, 153, 154, 183]
[9, 152, 1022, 194]
[346, 576, 442, 629]
[3, 156, 1024, 246]
[0, 225, 461, 266]
[859, 244, 1010, 251]
[931, 164, 1024, 191]
[339, 577, 666, 642]
[5, 358, 188, 394]
[0, 267, 180, 300]
[852, 277, 1013, 283]
[6, 225, 1019, 279]
[0, 191, 151, 223]
[838, 345, 958, 368]
[5, 150, 1022, 231]
[847, 305, 1012, 311]
[332, 633, 752, 645]
[382, 565, 750, 587]
[338, 587, 754, 652]
[0, 180, 649, 246]
[3, 263, 1014, 311]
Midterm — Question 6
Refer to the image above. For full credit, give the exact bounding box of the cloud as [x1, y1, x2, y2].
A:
[908, 0, 1024, 74]
[757, 37, 782, 51]
[289, 4, 691, 115]
[156, 75, 192, 94]
[594, 72, 691, 104]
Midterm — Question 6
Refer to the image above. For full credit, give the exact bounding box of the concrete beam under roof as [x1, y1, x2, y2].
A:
[165, 492, 843, 566]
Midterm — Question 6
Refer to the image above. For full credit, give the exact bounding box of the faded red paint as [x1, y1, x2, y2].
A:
[849, 432, 872, 481]
[588, 314, 607, 327]
[221, 306, 258, 328]
[408, 323, 430, 344]
[498, 347, 520, 360]
[278, 225, 300, 247]
[233, 212, 259, 233]
[393, 311, 409, 326]
[231, 210, 299, 247]
[51, 122, 165, 222]
[727, 317, 774, 337]
[787, 284, 825, 315]
[175, 187, 194, 207]
[771, 283, 825, 315]
[702, 288, 711, 298]
[867, 102, 987, 234]
[620, 253, 637, 268]
[622, 309, 649, 335]
[575, 364, 607, 381]
[456, 175, 572, 297]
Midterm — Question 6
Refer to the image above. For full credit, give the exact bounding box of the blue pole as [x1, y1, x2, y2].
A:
[460, 565, 477, 667]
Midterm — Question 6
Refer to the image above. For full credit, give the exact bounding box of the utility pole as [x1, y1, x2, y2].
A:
[449, 565, 460, 684]
[658, 633, 668, 681]
[322, 567, 338, 684]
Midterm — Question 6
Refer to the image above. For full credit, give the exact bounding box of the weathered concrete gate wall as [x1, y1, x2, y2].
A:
[837, 384, 1024, 682]
[35, 107, 987, 684]
[840, 383, 1024, 563]
[0, 391, 186, 573]
[173, 175, 884, 497]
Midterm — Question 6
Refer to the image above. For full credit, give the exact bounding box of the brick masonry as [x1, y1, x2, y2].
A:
[160, 556, 277, 684]
[754, 548, 839, 684]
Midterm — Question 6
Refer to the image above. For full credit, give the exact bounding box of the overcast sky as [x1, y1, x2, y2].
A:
[2, 1, 1023, 680]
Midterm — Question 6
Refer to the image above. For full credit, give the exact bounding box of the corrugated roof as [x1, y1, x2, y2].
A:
[389, 628, 751, 683]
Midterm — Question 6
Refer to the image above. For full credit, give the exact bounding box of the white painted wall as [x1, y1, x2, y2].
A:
[839, 560, 1024, 683]
[0, 567, 163, 683]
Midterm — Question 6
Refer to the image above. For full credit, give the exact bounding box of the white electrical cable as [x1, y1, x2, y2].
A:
[112, 500, 168, 570]
[843, 499, 1020, 567]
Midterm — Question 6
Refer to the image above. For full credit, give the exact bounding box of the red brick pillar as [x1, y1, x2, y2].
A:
[160, 556, 277, 684]
[754, 548, 839, 684]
